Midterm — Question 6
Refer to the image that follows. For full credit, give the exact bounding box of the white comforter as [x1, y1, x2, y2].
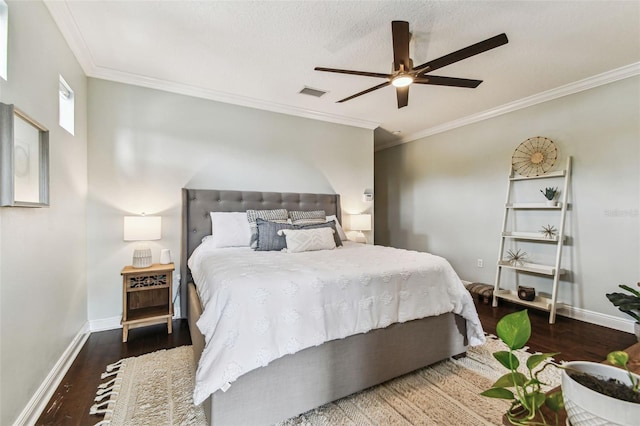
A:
[188, 241, 485, 405]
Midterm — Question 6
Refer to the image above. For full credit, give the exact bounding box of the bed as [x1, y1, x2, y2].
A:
[180, 188, 484, 426]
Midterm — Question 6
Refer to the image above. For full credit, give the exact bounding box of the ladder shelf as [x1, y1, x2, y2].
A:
[493, 156, 572, 324]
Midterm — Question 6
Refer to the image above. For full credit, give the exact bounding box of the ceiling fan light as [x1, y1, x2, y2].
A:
[392, 75, 414, 88]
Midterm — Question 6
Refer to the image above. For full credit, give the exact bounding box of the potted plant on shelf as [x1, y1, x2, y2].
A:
[606, 283, 640, 342]
[481, 310, 563, 425]
[540, 187, 558, 206]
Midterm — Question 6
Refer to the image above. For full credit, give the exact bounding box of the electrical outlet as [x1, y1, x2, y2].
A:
[477, 259, 484, 268]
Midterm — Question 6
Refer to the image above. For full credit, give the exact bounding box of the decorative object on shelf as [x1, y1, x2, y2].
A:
[540, 224, 557, 239]
[512, 137, 557, 177]
[124, 215, 162, 268]
[160, 249, 172, 265]
[606, 283, 640, 342]
[506, 248, 528, 266]
[0, 103, 50, 207]
[540, 187, 558, 206]
[347, 213, 371, 243]
[518, 286, 536, 301]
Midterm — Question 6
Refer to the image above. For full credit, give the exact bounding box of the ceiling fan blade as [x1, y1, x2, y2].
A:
[414, 33, 508, 75]
[392, 21, 411, 71]
[337, 81, 391, 103]
[315, 67, 391, 79]
[396, 85, 409, 108]
[414, 75, 482, 88]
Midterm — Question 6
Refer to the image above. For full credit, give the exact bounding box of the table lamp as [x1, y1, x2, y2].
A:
[349, 214, 371, 243]
[123, 215, 161, 268]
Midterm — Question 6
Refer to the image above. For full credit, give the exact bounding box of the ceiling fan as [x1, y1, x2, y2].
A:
[315, 21, 508, 108]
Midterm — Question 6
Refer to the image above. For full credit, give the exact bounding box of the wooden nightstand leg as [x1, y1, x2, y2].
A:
[167, 318, 173, 334]
[122, 325, 129, 343]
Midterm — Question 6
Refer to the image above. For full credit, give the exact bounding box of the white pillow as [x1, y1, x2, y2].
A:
[326, 215, 348, 241]
[209, 212, 251, 248]
[278, 228, 336, 253]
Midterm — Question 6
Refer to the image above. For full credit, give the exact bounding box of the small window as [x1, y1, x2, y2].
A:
[59, 75, 74, 135]
[0, 0, 8, 80]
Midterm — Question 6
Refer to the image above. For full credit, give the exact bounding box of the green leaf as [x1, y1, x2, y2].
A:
[523, 392, 547, 411]
[545, 391, 564, 413]
[494, 351, 520, 370]
[492, 372, 527, 388]
[619, 284, 640, 298]
[526, 352, 559, 370]
[480, 387, 515, 400]
[496, 310, 531, 350]
[607, 351, 629, 368]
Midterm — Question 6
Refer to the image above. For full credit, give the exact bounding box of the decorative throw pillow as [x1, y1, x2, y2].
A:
[297, 221, 342, 247]
[288, 210, 326, 226]
[246, 209, 289, 249]
[278, 228, 336, 253]
[255, 218, 294, 251]
[326, 214, 348, 240]
[209, 212, 251, 247]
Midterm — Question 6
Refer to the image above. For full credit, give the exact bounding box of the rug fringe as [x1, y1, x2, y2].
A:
[91, 361, 124, 426]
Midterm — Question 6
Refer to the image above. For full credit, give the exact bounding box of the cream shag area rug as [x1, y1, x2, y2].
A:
[90, 339, 560, 426]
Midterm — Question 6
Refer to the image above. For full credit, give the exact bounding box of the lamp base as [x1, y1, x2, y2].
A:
[346, 231, 367, 244]
[132, 246, 152, 268]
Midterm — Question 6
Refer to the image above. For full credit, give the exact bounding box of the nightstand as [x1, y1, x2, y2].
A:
[121, 263, 174, 342]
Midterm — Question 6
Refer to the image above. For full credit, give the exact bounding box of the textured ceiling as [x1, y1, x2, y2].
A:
[45, 1, 640, 149]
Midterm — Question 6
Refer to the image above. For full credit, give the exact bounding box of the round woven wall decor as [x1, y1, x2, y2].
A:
[511, 137, 557, 177]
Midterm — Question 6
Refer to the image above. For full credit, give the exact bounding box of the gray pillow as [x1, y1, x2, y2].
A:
[255, 218, 294, 251]
[247, 209, 289, 249]
[298, 221, 342, 247]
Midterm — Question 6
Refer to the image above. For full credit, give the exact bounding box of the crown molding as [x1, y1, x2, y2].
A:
[91, 67, 380, 130]
[44, 0, 97, 76]
[44, 1, 379, 130]
[376, 62, 640, 151]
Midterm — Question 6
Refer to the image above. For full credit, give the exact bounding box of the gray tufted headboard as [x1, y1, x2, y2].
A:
[180, 188, 341, 317]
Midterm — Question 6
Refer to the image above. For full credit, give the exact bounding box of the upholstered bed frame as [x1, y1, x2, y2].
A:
[181, 188, 468, 425]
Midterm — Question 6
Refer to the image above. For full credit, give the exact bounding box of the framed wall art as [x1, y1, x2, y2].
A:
[0, 103, 49, 207]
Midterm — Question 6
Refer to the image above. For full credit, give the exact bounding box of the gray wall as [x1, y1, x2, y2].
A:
[0, 1, 88, 424]
[375, 76, 639, 323]
[87, 78, 374, 324]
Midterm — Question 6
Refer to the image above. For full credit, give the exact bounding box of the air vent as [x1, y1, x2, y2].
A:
[299, 86, 327, 98]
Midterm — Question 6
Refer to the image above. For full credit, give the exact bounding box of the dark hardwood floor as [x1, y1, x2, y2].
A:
[36, 302, 637, 425]
[36, 320, 191, 426]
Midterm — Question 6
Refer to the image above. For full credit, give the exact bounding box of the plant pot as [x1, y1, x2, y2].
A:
[545, 200, 557, 206]
[635, 322, 640, 343]
[561, 361, 640, 426]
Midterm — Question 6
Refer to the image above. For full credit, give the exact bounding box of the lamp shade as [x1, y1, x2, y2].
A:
[123, 216, 161, 241]
[350, 214, 371, 231]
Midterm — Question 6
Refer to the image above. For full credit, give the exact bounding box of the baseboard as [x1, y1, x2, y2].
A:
[89, 315, 122, 332]
[558, 305, 636, 333]
[13, 322, 90, 426]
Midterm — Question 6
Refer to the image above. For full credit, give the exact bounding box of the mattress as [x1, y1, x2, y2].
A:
[188, 240, 485, 405]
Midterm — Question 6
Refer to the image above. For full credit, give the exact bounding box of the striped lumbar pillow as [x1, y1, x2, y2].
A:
[288, 210, 326, 226]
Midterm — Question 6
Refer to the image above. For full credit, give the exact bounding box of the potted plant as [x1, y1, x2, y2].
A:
[540, 187, 558, 206]
[481, 310, 563, 425]
[562, 351, 639, 425]
[482, 310, 640, 426]
[606, 283, 640, 342]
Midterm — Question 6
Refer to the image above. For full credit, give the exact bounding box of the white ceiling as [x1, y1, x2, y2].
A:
[45, 1, 640, 150]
